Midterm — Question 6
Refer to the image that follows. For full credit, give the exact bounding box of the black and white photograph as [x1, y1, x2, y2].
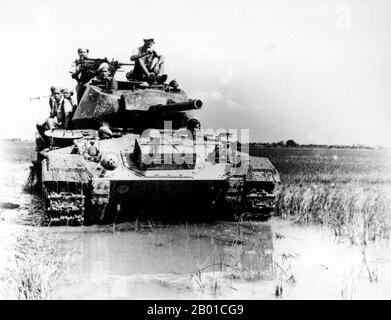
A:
[0, 0, 390, 304]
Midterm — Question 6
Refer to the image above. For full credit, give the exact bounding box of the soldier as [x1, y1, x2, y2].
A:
[88, 62, 112, 84]
[129, 38, 167, 84]
[61, 88, 77, 127]
[186, 118, 201, 140]
[71, 48, 90, 103]
[36, 86, 74, 150]
[61, 88, 77, 110]
[87, 62, 114, 94]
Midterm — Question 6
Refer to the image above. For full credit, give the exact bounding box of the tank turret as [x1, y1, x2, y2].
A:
[71, 79, 203, 132]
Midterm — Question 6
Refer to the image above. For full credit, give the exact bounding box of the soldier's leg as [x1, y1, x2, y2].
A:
[132, 59, 150, 80]
[129, 59, 156, 84]
[36, 120, 47, 138]
[35, 132, 45, 151]
[75, 83, 86, 104]
[36, 119, 50, 151]
[46, 118, 55, 130]
[154, 57, 167, 84]
[46, 117, 62, 130]
[152, 56, 165, 75]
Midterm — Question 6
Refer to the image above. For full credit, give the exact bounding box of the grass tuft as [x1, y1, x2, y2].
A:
[0, 227, 73, 300]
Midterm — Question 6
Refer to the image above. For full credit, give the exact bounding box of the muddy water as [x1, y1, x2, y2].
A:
[1, 159, 391, 299]
[53, 222, 273, 299]
[271, 221, 391, 299]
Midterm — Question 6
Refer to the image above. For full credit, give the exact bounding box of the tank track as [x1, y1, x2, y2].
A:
[43, 187, 85, 225]
[243, 187, 275, 221]
[225, 176, 276, 222]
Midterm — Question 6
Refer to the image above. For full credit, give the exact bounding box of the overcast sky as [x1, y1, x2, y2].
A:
[1, 0, 390, 146]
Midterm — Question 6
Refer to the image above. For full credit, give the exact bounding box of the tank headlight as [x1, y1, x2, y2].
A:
[87, 140, 99, 156]
[101, 152, 119, 170]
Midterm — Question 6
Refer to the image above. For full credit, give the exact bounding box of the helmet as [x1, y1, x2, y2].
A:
[98, 126, 113, 139]
[98, 62, 110, 72]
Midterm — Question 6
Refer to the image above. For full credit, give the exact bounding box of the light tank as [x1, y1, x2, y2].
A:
[31, 60, 280, 225]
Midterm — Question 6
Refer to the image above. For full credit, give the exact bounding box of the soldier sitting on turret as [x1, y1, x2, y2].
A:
[128, 38, 167, 84]
[35, 86, 74, 150]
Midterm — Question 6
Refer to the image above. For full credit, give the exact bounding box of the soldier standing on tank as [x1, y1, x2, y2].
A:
[71, 48, 90, 103]
[129, 39, 167, 84]
[35, 87, 74, 150]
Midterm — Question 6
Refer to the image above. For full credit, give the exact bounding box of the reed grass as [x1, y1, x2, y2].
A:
[1, 227, 73, 300]
[253, 147, 391, 245]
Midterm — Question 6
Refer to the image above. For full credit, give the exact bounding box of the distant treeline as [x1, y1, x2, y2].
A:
[0, 138, 21, 141]
[0, 138, 35, 143]
[0, 138, 383, 150]
[247, 139, 377, 150]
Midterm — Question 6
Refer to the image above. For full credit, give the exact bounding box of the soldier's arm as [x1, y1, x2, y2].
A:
[130, 48, 151, 61]
[49, 98, 55, 118]
[130, 48, 141, 61]
[70, 60, 81, 79]
[148, 51, 164, 71]
[154, 51, 165, 63]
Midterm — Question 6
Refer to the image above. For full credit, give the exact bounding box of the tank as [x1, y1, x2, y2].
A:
[31, 60, 280, 225]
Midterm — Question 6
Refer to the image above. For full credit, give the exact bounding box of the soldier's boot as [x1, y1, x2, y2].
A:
[126, 70, 133, 81]
[156, 74, 168, 84]
[35, 132, 47, 151]
[147, 73, 156, 84]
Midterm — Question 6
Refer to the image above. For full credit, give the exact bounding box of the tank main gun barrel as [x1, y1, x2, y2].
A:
[149, 99, 203, 113]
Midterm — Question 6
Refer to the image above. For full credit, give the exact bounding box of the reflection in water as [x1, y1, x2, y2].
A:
[54, 222, 273, 299]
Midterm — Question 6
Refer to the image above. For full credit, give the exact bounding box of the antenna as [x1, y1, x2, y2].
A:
[29, 95, 50, 101]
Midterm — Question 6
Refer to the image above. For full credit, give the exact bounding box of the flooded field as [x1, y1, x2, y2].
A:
[1, 141, 391, 299]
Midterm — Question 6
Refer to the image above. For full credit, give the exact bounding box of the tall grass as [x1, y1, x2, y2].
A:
[251, 147, 391, 244]
[0, 141, 35, 163]
[275, 183, 391, 244]
[1, 227, 73, 300]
